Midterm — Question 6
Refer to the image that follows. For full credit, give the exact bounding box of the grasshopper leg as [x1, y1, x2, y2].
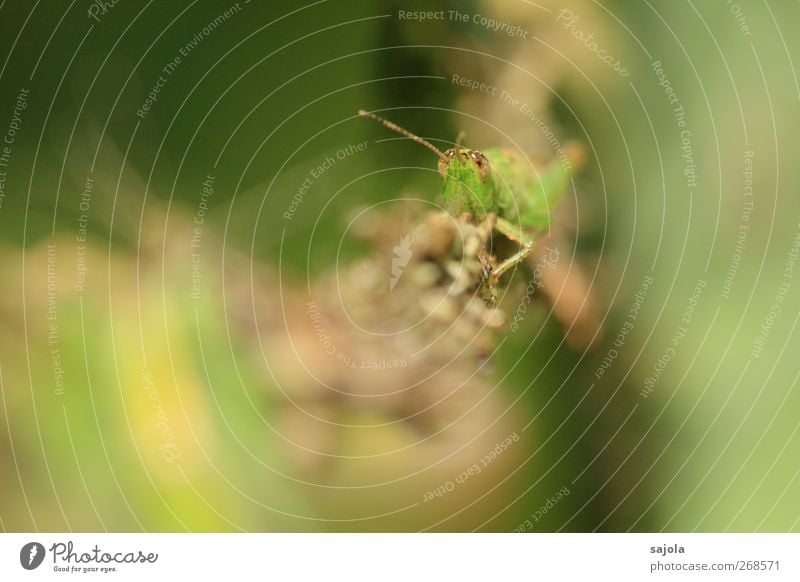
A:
[490, 217, 535, 284]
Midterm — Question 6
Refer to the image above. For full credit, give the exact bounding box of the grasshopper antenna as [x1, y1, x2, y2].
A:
[359, 110, 445, 160]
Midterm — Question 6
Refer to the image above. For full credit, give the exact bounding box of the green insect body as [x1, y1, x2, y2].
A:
[359, 110, 580, 285]
[440, 146, 574, 231]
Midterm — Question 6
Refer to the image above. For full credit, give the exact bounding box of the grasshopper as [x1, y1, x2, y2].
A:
[359, 110, 583, 289]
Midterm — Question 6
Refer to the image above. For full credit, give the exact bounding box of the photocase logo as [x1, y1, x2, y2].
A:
[20, 542, 45, 570]
[389, 235, 414, 291]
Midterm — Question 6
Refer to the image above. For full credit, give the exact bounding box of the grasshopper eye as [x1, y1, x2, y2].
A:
[438, 148, 457, 177]
[468, 150, 490, 181]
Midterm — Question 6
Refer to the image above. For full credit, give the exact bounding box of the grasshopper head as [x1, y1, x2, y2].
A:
[438, 148, 491, 181]
[438, 148, 494, 217]
[358, 110, 494, 217]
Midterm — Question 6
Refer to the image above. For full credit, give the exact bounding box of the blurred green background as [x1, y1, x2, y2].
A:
[0, 0, 798, 532]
